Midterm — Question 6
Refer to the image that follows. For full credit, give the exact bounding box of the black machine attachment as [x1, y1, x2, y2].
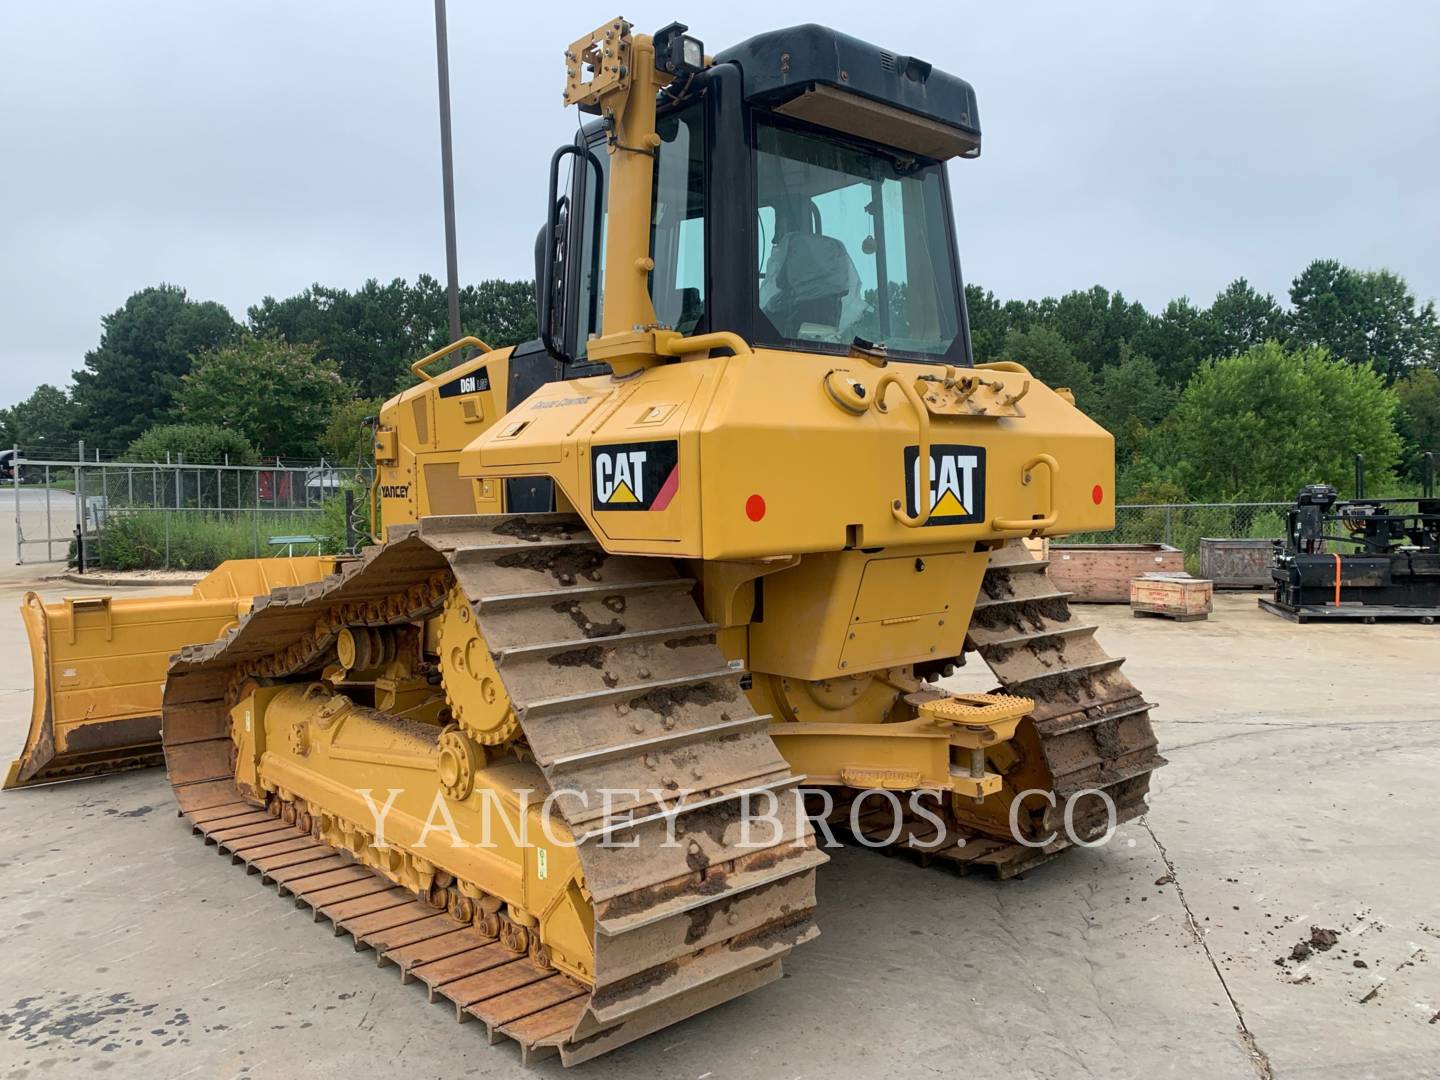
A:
[1261, 454, 1439, 623]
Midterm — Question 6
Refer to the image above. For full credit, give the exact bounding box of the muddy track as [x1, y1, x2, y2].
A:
[159, 512, 823, 1066]
[829, 540, 1166, 879]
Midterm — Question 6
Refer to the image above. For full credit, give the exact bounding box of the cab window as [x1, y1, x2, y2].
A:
[649, 102, 706, 335]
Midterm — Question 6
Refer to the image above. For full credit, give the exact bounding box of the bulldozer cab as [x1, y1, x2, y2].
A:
[539, 23, 980, 370]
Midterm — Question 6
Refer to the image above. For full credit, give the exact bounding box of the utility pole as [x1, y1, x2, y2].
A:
[433, 0, 462, 344]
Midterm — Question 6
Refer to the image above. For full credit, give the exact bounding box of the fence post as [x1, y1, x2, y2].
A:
[11, 444, 21, 566]
[344, 487, 355, 554]
[76, 440, 86, 573]
[44, 464, 53, 563]
[253, 470, 261, 557]
[1163, 505, 1174, 548]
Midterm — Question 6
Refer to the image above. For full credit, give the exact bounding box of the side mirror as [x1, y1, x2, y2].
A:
[539, 143, 604, 365]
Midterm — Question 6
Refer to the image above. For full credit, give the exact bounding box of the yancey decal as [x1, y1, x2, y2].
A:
[592, 440, 679, 512]
[903, 444, 986, 526]
[438, 369, 491, 398]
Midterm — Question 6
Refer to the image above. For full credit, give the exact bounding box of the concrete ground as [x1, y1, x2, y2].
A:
[0, 567, 1435, 1080]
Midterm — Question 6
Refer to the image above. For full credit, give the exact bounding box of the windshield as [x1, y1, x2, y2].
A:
[754, 121, 961, 358]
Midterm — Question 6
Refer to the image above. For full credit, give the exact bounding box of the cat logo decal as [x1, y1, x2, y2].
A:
[592, 441, 679, 512]
[903, 444, 986, 526]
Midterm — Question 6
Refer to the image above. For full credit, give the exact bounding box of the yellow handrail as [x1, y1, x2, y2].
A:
[410, 335, 493, 383]
[874, 372, 932, 528]
[976, 360, 1032, 376]
[992, 453, 1060, 534]
[655, 330, 753, 358]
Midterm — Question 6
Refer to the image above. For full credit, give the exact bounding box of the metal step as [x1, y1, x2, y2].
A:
[1038, 698, 1157, 736]
[989, 654, 1125, 687]
[972, 588, 1075, 611]
[966, 621, 1093, 650]
[477, 576, 696, 612]
[547, 714, 771, 772]
[571, 773, 802, 846]
[517, 667, 741, 719]
[597, 848, 829, 936]
[493, 622, 717, 665]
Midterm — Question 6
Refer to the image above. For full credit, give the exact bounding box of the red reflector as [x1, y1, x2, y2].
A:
[745, 494, 766, 522]
[1092, 484, 1104, 505]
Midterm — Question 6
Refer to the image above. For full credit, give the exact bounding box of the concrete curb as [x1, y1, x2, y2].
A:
[58, 571, 202, 588]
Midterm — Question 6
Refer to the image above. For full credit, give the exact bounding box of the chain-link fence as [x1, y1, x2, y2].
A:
[1065, 502, 1289, 554]
[1064, 498, 1432, 567]
[9, 454, 372, 570]
[5, 459, 1404, 577]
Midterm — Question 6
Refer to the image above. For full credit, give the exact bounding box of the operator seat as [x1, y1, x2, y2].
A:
[760, 197, 863, 339]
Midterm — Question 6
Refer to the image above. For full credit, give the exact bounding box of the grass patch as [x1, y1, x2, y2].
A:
[89, 508, 346, 571]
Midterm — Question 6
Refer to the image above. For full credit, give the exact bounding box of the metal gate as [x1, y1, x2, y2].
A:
[10, 452, 369, 570]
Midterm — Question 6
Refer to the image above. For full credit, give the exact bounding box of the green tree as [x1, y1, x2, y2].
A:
[1206, 277, 1285, 356]
[1132, 298, 1212, 387]
[964, 285, 1040, 364]
[0, 384, 81, 454]
[1044, 285, 1152, 372]
[71, 285, 242, 448]
[1394, 368, 1440, 485]
[125, 423, 258, 465]
[1288, 259, 1440, 381]
[456, 279, 539, 351]
[1003, 326, 1096, 405]
[1090, 349, 1176, 467]
[1167, 341, 1401, 500]
[964, 285, 1004, 363]
[248, 275, 538, 398]
[247, 278, 420, 398]
[177, 338, 344, 459]
[320, 396, 384, 465]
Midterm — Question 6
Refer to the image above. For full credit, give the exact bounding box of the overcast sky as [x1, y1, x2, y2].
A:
[2, 2, 1438, 405]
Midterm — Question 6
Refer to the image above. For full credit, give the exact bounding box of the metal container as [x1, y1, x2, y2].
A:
[1199, 538, 1273, 589]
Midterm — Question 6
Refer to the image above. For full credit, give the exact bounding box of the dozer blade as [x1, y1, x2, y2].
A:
[4, 557, 338, 789]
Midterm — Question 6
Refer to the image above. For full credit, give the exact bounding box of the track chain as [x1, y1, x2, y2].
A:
[160, 513, 822, 1065]
[827, 540, 1166, 879]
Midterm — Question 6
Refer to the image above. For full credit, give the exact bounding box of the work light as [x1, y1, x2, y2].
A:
[654, 21, 704, 77]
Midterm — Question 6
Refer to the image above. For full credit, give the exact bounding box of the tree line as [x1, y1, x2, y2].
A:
[2, 259, 1436, 501]
[966, 259, 1437, 500]
[0, 276, 536, 465]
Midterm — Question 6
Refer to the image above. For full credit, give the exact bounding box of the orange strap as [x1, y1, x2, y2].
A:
[1333, 552, 1342, 607]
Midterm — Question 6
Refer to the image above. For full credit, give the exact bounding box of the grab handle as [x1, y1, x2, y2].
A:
[992, 453, 1060, 534]
[875, 372, 932, 528]
[410, 336, 493, 383]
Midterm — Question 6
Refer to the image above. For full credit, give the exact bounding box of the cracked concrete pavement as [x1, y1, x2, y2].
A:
[0, 573, 1435, 1079]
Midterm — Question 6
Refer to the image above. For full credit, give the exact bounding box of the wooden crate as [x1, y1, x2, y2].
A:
[1021, 536, 1049, 562]
[1048, 544, 1184, 602]
[1130, 573, 1213, 621]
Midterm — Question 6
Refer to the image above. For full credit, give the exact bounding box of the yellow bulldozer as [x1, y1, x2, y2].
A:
[6, 19, 1163, 1064]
